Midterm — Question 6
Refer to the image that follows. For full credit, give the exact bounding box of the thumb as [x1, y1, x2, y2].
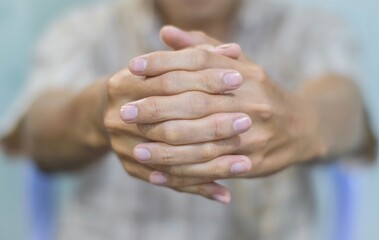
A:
[160, 25, 221, 49]
[160, 25, 241, 59]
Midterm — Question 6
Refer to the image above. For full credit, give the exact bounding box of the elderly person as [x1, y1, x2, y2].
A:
[1, 0, 376, 239]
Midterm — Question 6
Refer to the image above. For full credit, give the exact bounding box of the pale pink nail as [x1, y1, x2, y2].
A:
[231, 161, 250, 175]
[233, 116, 252, 133]
[223, 72, 242, 88]
[120, 105, 138, 122]
[134, 147, 151, 162]
[130, 57, 147, 73]
[149, 172, 167, 185]
[216, 43, 233, 49]
[212, 193, 231, 204]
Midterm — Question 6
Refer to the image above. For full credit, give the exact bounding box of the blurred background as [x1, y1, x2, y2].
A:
[0, 0, 378, 239]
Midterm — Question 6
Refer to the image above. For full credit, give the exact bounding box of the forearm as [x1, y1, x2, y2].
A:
[298, 74, 376, 160]
[1, 79, 111, 172]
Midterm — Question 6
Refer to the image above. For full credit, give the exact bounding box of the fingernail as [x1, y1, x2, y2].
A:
[134, 147, 151, 162]
[120, 105, 138, 122]
[216, 43, 232, 49]
[233, 117, 252, 133]
[231, 161, 250, 175]
[149, 172, 167, 185]
[212, 193, 231, 204]
[130, 57, 147, 73]
[223, 72, 242, 88]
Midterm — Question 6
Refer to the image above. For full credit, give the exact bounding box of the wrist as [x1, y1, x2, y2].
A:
[75, 79, 111, 151]
[304, 99, 328, 160]
[289, 93, 328, 163]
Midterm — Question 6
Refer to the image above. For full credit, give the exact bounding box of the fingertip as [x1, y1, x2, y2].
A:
[129, 57, 147, 76]
[211, 43, 242, 59]
[120, 104, 138, 123]
[230, 156, 252, 175]
[160, 25, 193, 50]
[232, 115, 252, 133]
[229, 43, 242, 53]
[160, 25, 175, 42]
[160, 25, 184, 36]
[149, 171, 168, 185]
[133, 146, 151, 162]
[223, 71, 243, 89]
[212, 191, 231, 204]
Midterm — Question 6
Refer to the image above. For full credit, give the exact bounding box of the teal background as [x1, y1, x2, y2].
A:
[0, 0, 378, 239]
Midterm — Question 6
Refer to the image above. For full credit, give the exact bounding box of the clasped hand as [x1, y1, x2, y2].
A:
[104, 26, 324, 203]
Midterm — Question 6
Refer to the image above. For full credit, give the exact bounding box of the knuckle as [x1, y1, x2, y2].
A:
[253, 133, 273, 149]
[136, 123, 155, 137]
[200, 137, 241, 159]
[193, 48, 211, 68]
[188, 92, 209, 116]
[107, 74, 121, 96]
[201, 143, 217, 160]
[160, 123, 180, 144]
[258, 105, 274, 120]
[167, 166, 184, 176]
[159, 147, 176, 164]
[228, 135, 243, 149]
[159, 73, 177, 95]
[107, 70, 129, 97]
[250, 65, 267, 82]
[212, 116, 225, 139]
[201, 70, 217, 93]
[245, 103, 273, 119]
[144, 97, 161, 120]
[167, 166, 177, 176]
[208, 166, 219, 178]
[212, 160, 230, 178]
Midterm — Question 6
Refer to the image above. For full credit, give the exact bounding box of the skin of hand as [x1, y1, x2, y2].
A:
[104, 31, 246, 203]
[2, 26, 371, 204]
[119, 26, 329, 183]
[125, 26, 375, 187]
[0, 25, 243, 203]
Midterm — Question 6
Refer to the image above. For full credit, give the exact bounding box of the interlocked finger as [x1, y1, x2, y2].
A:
[136, 113, 251, 145]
